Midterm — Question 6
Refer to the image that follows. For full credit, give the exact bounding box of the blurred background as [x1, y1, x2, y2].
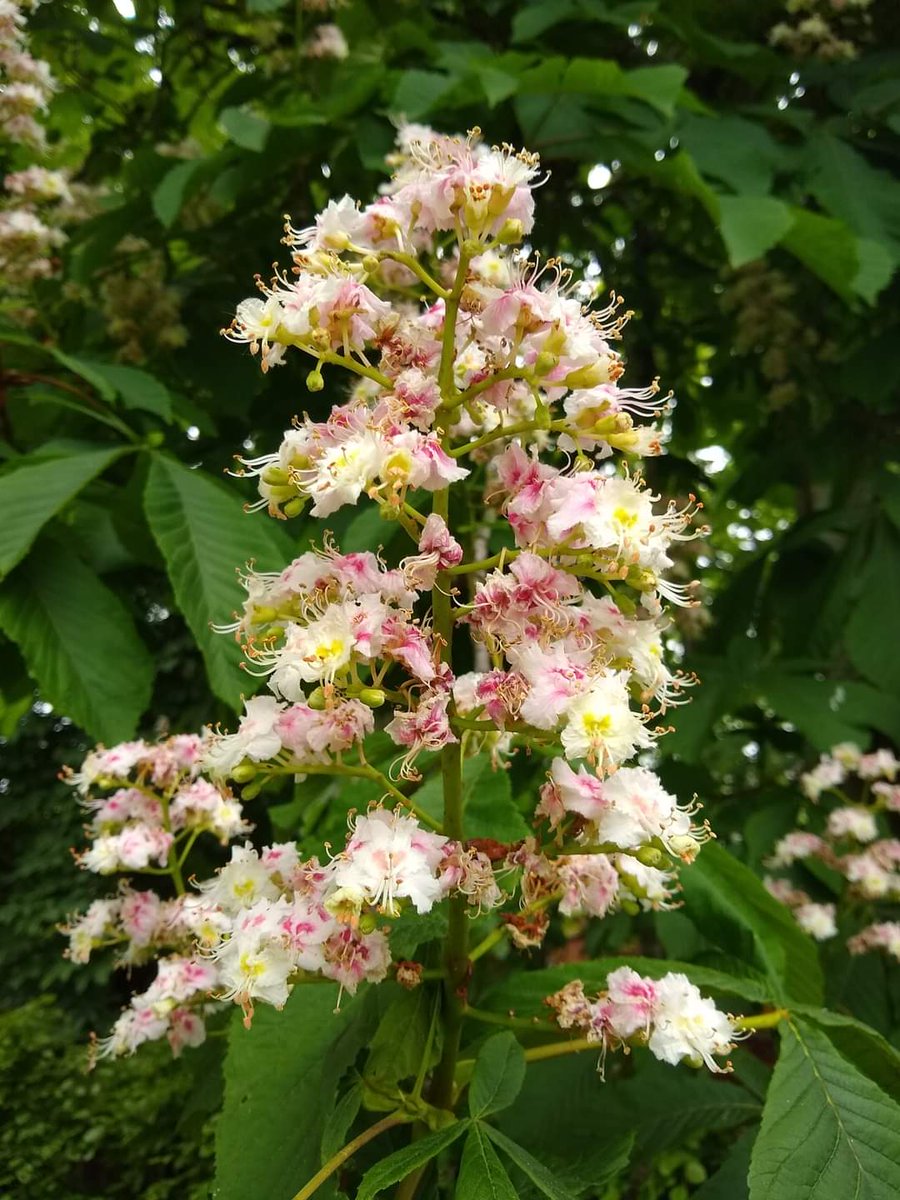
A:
[1, 0, 898, 1196]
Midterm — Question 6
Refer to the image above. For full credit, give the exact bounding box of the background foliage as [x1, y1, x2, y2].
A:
[2, 0, 898, 1196]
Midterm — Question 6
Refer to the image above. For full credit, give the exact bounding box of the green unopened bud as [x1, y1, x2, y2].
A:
[628, 567, 657, 593]
[283, 496, 307, 519]
[462, 237, 483, 258]
[620, 899, 641, 916]
[264, 484, 296, 502]
[306, 368, 325, 392]
[250, 606, 280, 624]
[231, 761, 257, 784]
[261, 466, 290, 486]
[565, 361, 611, 389]
[307, 687, 327, 711]
[636, 845, 664, 868]
[358, 687, 386, 709]
[240, 777, 268, 801]
[146, 430, 165, 448]
[684, 1162, 708, 1186]
[358, 912, 378, 934]
[495, 217, 524, 245]
[534, 351, 558, 376]
[362, 255, 380, 275]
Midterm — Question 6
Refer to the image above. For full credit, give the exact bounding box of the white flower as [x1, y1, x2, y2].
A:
[647, 973, 735, 1072]
[198, 844, 281, 912]
[204, 695, 285, 773]
[794, 902, 837, 940]
[827, 806, 878, 843]
[560, 673, 653, 769]
[333, 808, 449, 915]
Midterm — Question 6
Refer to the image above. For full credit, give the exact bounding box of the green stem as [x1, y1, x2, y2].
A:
[375, 250, 450, 300]
[733, 1008, 788, 1031]
[522, 1037, 596, 1064]
[289, 1113, 407, 1200]
[263, 761, 443, 833]
[429, 247, 472, 1113]
[443, 366, 534, 411]
[158, 791, 185, 896]
[463, 1006, 558, 1033]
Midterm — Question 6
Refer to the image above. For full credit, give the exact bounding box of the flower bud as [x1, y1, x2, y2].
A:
[564, 360, 612, 389]
[261, 466, 290, 486]
[358, 912, 378, 934]
[636, 845, 665, 868]
[306, 368, 325, 392]
[307, 687, 327, 711]
[534, 351, 558, 376]
[495, 218, 524, 244]
[358, 688, 386, 709]
[282, 497, 307, 519]
[231, 761, 257, 783]
[240, 777, 268, 800]
[145, 430, 165, 448]
[362, 255, 380, 275]
[462, 238, 483, 258]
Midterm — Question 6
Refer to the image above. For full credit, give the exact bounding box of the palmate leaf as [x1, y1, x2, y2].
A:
[749, 1018, 900, 1200]
[0, 537, 153, 742]
[213, 985, 377, 1200]
[143, 454, 294, 708]
[0, 446, 124, 578]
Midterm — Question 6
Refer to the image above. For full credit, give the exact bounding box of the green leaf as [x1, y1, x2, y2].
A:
[499, 1053, 755, 1173]
[679, 841, 823, 1005]
[511, 1, 579, 42]
[49, 350, 118, 401]
[717, 196, 792, 267]
[152, 159, 204, 228]
[143, 454, 293, 708]
[791, 1005, 900, 1104]
[0, 447, 123, 578]
[320, 1082, 362, 1164]
[469, 1033, 526, 1119]
[457, 1124, 518, 1200]
[391, 71, 456, 120]
[214, 985, 376, 1200]
[678, 115, 788, 195]
[845, 525, 900, 695]
[365, 987, 441, 1092]
[0, 538, 153, 742]
[86, 364, 172, 421]
[247, 0, 289, 10]
[463, 755, 530, 841]
[748, 1018, 900, 1200]
[356, 1121, 467, 1200]
[484, 1126, 578, 1200]
[219, 106, 270, 152]
[623, 65, 688, 117]
[780, 208, 888, 303]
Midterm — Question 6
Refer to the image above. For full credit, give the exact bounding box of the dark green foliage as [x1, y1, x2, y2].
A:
[0, 998, 217, 1200]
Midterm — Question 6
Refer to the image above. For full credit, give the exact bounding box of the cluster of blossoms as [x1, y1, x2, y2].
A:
[548, 968, 738, 1073]
[765, 742, 900, 958]
[0, 1, 100, 286]
[769, 0, 872, 60]
[66, 126, 739, 1077]
[63, 733, 500, 1056]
